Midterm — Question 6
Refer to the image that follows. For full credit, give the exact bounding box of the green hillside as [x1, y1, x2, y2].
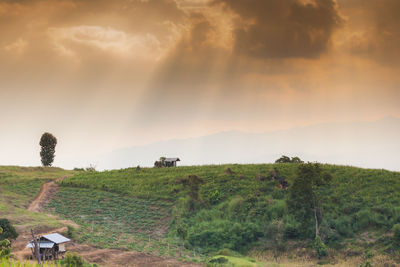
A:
[0, 166, 75, 232]
[2, 164, 400, 266]
[51, 164, 400, 265]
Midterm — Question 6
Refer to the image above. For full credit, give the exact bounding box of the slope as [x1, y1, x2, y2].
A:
[54, 164, 400, 265]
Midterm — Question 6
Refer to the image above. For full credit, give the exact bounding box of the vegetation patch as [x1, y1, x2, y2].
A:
[57, 163, 400, 262]
[46, 187, 175, 250]
[207, 255, 265, 267]
[0, 166, 75, 232]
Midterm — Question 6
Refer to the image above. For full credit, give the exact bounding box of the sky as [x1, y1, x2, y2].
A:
[0, 0, 399, 168]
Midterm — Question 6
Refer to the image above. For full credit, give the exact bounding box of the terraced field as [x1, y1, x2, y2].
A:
[46, 187, 177, 253]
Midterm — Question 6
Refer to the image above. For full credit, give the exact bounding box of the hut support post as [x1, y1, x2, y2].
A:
[30, 229, 41, 265]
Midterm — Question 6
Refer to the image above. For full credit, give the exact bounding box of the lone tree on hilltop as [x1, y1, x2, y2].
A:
[39, 132, 57, 166]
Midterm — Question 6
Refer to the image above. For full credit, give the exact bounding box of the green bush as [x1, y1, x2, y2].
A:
[334, 216, 353, 237]
[353, 209, 378, 231]
[314, 236, 328, 259]
[207, 257, 230, 267]
[63, 252, 84, 267]
[0, 219, 18, 240]
[187, 221, 261, 253]
[207, 190, 223, 205]
[0, 227, 11, 259]
[283, 216, 301, 239]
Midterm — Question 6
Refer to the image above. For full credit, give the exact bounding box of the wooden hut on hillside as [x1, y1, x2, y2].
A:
[27, 233, 70, 261]
[164, 158, 180, 167]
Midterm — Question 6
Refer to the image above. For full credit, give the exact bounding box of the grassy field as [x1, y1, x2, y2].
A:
[0, 166, 75, 232]
[2, 164, 400, 266]
[53, 164, 400, 266]
[0, 258, 60, 267]
[47, 187, 177, 253]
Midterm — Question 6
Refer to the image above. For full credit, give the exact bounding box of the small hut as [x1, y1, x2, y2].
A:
[27, 233, 70, 261]
[164, 158, 180, 167]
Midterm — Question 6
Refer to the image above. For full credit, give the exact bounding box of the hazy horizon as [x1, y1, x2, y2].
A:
[1, 0, 399, 170]
[1, 116, 399, 172]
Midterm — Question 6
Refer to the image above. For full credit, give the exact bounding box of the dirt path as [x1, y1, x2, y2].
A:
[15, 178, 202, 267]
[27, 178, 79, 228]
[28, 181, 58, 212]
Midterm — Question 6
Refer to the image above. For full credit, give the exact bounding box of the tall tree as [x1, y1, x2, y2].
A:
[287, 163, 332, 238]
[39, 132, 57, 166]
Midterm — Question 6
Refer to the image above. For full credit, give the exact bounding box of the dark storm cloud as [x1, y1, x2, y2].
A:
[214, 0, 342, 58]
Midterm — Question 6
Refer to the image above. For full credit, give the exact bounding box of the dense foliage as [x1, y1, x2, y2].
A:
[58, 164, 400, 255]
[0, 227, 11, 259]
[62, 252, 84, 267]
[0, 219, 18, 241]
[39, 132, 57, 167]
[287, 163, 332, 239]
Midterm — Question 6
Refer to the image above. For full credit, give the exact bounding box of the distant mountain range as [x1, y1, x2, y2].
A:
[97, 117, 400, 171]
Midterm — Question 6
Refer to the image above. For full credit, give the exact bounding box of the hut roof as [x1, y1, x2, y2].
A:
[26, 233, 70, 248]
[42, 233, 70, 244]
[165, 158, 180, 162]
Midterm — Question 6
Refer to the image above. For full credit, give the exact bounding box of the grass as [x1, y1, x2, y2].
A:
[3, 163, 400, 266]
[59, 164, 298, 200]
[46, 187, 173, 247]
[0, 166, 76, 232]
[45, 187, 200, 260]
[0, 258, 61, 267]
[56, 164, 400, 262]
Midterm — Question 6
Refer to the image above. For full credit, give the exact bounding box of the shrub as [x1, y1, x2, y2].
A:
[314, 236, 328, 259]
[187, 221, 261, 253]
[63, 252, 84, 267]
[0, 219, 18, 240]
[353, 209, 378, 231]
[208, 257, 229, 266]
[207, 190, 223, 205]
[216, 248, 242, 257]
[0, 227, 11, 259]
[226, 196, 244, 217]
[334, 216, 353, 237]
[283, 216, 301, 239]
